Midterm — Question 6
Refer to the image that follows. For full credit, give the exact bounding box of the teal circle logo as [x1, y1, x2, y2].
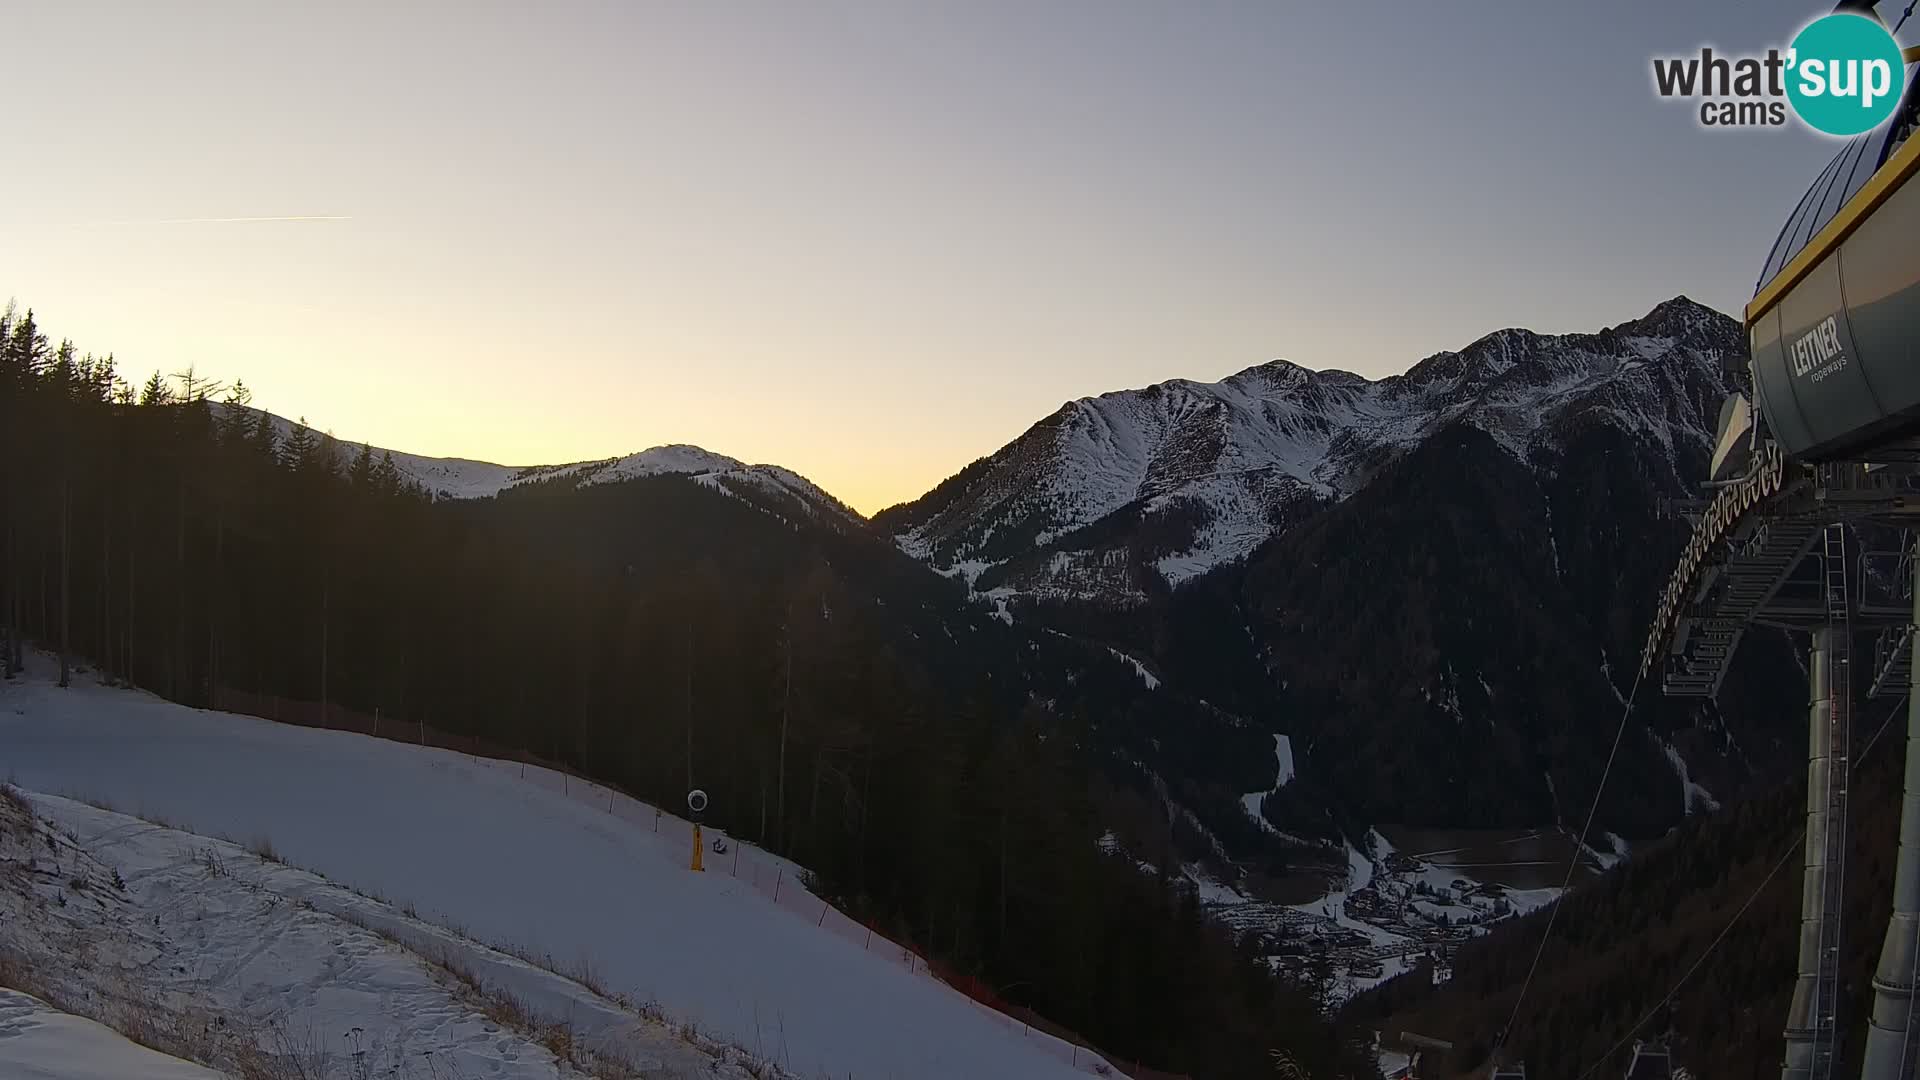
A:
[1786, 13, 1906, 136]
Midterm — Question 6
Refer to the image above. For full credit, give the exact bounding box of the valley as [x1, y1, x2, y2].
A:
[1188, 826, 1610, 1006]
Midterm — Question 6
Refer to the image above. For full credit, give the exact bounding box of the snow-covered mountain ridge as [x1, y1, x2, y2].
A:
[879, 296, 1738, 601]
[230, 406, 859, 523]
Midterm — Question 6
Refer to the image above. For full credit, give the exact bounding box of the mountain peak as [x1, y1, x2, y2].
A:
[1221, 357, 1323, 390]
[605, 444, 747, 475]
[1618, 295, 1734, 338]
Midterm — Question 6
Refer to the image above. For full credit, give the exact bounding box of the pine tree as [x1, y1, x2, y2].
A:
[5, 310, 47, 385]
[349, 443, 376, 489]
[315, 432, 343, 479]
[139, 371, 173, 407]
[73, 352, 108, 400]
[48, 340, 77, 397]
[281, 418, 316, 472]
[171, 364, 221, 403]
[373, 450, 402, 495]
[251, 411, 278, 461]
[219, 382, 254, 448]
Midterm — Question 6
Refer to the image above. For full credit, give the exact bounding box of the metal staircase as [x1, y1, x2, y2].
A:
[1869, 541, 1915, 700]
[1870, 624, 1913, 700]
[1664, 519, 1822, 697]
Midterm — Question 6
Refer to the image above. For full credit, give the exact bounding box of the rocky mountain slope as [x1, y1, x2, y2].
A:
[878, 297, 1742, 604]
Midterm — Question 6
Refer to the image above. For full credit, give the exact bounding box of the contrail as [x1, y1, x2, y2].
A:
[54, 215, 352, 227]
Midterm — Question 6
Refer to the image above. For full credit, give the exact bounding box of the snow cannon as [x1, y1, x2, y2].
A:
[686, 789, 709, 872]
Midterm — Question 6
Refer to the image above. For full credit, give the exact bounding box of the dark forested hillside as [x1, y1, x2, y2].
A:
[0, 304, 1375, 1080]
[1225, 419, 1805, 841]
[1345, 686, 1909, 1079]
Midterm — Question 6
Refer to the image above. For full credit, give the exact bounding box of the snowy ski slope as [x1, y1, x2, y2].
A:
[1, 789, 784, 1079]
[0, 665, 1111, 1080]
[0, 989, 224, 1080]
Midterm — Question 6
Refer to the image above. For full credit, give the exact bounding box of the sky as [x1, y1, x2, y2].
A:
[3, 1, 1902, 514]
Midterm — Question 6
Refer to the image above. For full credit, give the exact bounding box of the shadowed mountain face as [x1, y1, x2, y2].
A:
[880, 297, 1805, 855]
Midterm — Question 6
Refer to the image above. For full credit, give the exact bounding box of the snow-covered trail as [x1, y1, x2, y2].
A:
[0, 989, 224, 1080]
[0, 669, 1101, 1080]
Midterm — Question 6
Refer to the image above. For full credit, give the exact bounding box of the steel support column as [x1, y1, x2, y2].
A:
[1786, 626, 1839, 1080]
[1861, 565, 1920, 1080]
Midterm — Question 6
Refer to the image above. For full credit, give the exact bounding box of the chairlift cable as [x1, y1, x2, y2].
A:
[1501, 663, 1647, 1046]
[1569, 694, 1909, 1080]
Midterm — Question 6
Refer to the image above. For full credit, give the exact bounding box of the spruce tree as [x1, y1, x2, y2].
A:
[373, 450, 403, 495]
[6, 310, 47, 382]
[251, 411, 278, 461]
[48, 340, 77, 397]
[316, 432, 344, 479]
[139, 371, 173, 407]
[219, 382, 254, 448]
[349, 443, 376, 489]
[281, 417, 316, 472]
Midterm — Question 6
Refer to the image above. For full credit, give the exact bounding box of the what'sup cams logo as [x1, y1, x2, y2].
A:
[1652, 11, 1907, 135]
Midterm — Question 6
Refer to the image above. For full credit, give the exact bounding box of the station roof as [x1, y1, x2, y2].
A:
[1754, 62, 1919, 301]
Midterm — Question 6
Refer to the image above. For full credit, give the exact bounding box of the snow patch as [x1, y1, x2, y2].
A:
[1240, 792, 1276, 834]
[1238, 735, 1296, 834]
[1345, 839, 1374, 893]
[1182, 865, 1251, 906]
[1658, 737, 1721, 816]
[1271, 734, 1296, 788]
[1106, 648, 1160, 690]
[1501, 886, 1565, 917]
